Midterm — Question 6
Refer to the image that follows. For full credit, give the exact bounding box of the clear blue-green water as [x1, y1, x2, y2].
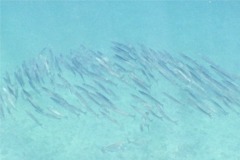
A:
[1, 1, 240, 160]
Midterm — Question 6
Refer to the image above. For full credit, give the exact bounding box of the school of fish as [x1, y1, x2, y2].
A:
[1, 42, 240, 128]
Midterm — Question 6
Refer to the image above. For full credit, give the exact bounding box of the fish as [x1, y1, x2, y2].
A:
[0, 96, 5, 120]
[185, 89, 201, 103]
[2, 72, 12, 86]
[209, 99, 228, 115]
[22, 89, 32, 99]
[138, 90, 163, 106]
[113, 62, 129, 73]
[203, 56, 234, 81]
[130, 73, 150, 92]
[100, 110, 120, 126]
[29, 80, 40, 94]
[101, 140, 130, 153]
[2, 87, 16, 109]
[6, 85, 16, 99]
[50, 94, 85, 116]
[148, 109, 163, 120]
[71, 90, 99, 117]
[27, 98, 44, 114]
[14, 69, 25, 87]
[25, 111, 42, 127]
[93, 80, 111, 96]
[47, 108, 66, 119]
[194, 103, 212, 118]
[162, 92, 182, 105]
[95, 91, 114, 108]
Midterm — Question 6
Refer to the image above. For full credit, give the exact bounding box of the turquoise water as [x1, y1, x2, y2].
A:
[1, 1, 240, 160]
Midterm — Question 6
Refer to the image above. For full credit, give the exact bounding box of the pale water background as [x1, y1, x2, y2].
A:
[1, 1, 240, 160]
